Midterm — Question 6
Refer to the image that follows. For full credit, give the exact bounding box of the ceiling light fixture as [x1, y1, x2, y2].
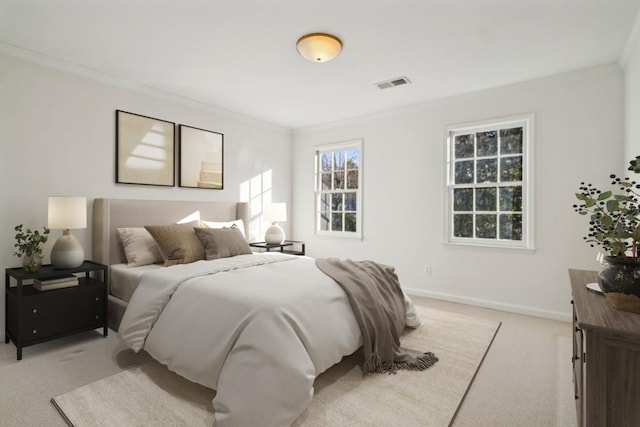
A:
[296, 33, 342, 63]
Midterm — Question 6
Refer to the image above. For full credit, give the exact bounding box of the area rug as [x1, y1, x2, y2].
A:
[52, 306, 500, 427]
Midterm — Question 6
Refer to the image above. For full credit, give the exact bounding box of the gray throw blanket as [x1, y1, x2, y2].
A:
[316, 258, 438, 374]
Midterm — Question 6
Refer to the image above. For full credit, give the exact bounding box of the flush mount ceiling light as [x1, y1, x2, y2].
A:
[296, 33, 342, 63]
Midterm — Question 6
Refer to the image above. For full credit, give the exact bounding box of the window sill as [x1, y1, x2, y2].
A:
[315, 231, 363, 240]
[443, 240, 536, 252]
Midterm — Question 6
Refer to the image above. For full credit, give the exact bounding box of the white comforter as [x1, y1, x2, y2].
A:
[118, 253, 362, 426]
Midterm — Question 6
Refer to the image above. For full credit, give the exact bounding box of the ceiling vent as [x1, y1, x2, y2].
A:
[374, 76, 412, 90]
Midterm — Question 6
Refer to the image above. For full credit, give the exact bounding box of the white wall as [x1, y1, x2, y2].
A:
[624, 22, 640, 166]
[292, 65, 624, 321]
[0, 52, 292, 340]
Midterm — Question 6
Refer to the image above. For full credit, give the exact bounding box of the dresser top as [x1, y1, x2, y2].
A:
[569, 269, 640, 338]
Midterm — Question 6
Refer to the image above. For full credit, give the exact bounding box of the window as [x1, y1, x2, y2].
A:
[445, 115, 534, 249]
[315, 139, 362, 238]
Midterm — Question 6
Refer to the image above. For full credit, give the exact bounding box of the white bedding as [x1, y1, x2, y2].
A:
[118, 253, 363, 426]
[109, 263, 164, 302]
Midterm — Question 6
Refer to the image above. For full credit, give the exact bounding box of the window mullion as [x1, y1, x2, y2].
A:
[446, 115, 532, 248]
[315, 140, 362, 238]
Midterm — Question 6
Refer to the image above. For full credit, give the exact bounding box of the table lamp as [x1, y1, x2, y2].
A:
[264, 203, 287, 244]
[48, 196, 87, 269]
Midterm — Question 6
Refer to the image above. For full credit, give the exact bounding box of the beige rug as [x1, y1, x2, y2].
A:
[52, 306, 500, 426]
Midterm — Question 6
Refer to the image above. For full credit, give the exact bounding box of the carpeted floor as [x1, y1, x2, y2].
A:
[51, 306, 499, 426]
[0, 298, 576, 426]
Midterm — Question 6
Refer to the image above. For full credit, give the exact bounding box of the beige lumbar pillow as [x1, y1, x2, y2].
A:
[117, 227, 163, 267]
[194, 226, 252, 260]
[144, 221, 205, 266]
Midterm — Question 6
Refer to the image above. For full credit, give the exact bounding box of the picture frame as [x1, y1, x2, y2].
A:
[115, 110, 175, 187]
[178, 124, 224, 190]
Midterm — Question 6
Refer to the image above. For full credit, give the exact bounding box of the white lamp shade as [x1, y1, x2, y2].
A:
[48, 196, 87, 230]
[264, 203, 287, 222]
[296, 33, 342, 63]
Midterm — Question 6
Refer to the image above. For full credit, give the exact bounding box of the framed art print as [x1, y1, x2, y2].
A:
[115, 110, 175, 186]
[178, 124, 224, 189]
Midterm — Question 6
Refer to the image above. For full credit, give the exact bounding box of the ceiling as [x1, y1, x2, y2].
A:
[1, 0, 639, 129]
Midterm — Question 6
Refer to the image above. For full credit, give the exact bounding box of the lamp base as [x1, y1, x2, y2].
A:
[265, 223, 285, 244]
[51, 230, 84, 269]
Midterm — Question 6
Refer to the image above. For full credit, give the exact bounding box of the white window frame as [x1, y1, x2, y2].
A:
[314, 139, 363, 239]
[443, 114, 535, 250]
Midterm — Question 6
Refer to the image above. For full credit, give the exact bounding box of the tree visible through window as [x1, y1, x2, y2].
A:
[315, 140, 362, 237]
[446, 116, 533, 249]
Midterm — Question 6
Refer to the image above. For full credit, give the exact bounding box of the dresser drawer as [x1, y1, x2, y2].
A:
[574, 325, 583, 363]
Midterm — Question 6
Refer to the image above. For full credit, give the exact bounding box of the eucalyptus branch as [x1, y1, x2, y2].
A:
[574, 175, 640, 261]
[13, 224, 50, 258]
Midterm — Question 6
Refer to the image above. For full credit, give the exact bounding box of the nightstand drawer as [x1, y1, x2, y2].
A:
[19, 286, 103, 320]
[20, 305, 104, 343]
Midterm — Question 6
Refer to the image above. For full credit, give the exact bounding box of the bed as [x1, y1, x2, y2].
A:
[92, 198, 251, 331]
[91, 198, 421, 427]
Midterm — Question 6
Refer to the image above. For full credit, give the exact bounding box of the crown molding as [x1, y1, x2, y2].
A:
[0, 42, 288, 132]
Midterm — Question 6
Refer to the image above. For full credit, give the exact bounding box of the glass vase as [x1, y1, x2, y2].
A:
[597, 256, 640, 313]
[22, 254, 43, 273]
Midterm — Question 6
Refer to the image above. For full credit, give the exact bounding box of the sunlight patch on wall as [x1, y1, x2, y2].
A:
[240, 170, 272, 241]
[176, 211, 200, 223]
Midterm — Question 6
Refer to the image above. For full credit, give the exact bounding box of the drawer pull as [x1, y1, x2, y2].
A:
[32, 329, 37, 335]
[32, 308, 37, 314]
[96, 315, 99, 320]
[95, 297, 100, 302]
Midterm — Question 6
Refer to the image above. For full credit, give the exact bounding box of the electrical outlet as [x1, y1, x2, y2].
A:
[424, 264, 432, 275]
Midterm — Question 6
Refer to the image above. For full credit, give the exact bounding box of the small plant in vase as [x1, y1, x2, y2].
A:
[573, 157, 640, 313]
[14, 224, 50, 272]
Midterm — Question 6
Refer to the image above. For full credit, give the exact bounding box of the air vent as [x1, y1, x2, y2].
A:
[374, 76, 412, 90]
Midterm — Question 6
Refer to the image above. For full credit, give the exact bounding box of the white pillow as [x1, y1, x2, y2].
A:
[201, 219, 246, 238]
[117, 227, 163, 267]
[403, 292, 422, 328]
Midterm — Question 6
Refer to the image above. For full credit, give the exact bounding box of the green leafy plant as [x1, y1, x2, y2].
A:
[13, 224, 50, 259]
[573, 158, 640, 261]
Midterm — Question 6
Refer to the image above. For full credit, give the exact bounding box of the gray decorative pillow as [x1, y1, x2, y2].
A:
[194, 226, 252, 260]
[144, 221, 205, 266]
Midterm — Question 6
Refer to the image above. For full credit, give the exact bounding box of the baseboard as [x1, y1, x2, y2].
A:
[404, 287, 572, 323]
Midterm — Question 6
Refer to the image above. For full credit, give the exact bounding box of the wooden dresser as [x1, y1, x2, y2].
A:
[569, 269, 640, 426]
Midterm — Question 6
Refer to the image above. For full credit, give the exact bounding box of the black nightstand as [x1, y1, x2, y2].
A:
[5, 260, 108, 360]
[249, 240, 305, 256]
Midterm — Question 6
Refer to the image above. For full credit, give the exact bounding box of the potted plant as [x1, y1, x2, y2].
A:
[573, 158, 640, 313]
[14, 224, 50, 272]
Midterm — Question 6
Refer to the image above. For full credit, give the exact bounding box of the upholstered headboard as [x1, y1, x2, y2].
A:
[92, 198, 250, 266]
